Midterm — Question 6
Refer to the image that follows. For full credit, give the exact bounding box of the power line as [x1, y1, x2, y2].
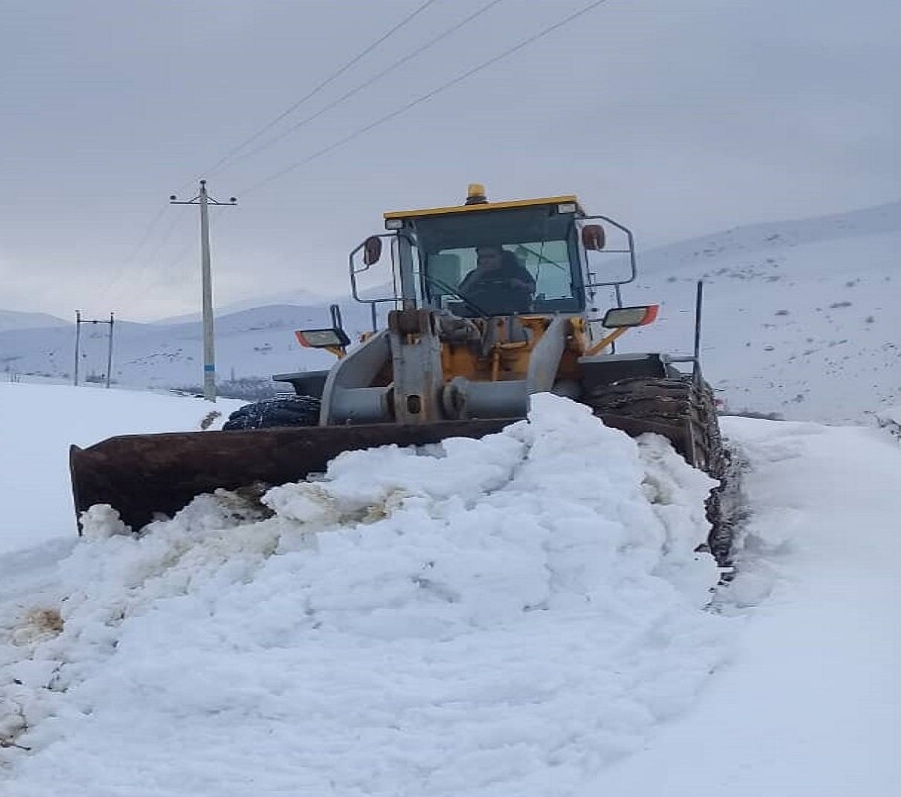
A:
[240, 0, 612, 196]
[212, 0, 508, 173]
[198, 0, 444, 181]
[157, 205, 228, 287]
[100, 205, 207, 307]
[98, 205, 187, 304]
[111, 0, 606, 299]
[117, 0, 452, 283]
[140, 209, 192, 267]
[160, 237, 197, 277]
[101, 2, 443, 315]
[118, 203, 171, 266]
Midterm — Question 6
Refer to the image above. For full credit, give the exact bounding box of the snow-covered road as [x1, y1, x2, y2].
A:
[584, 418, 901, 795]
[0, 383, 898, 795]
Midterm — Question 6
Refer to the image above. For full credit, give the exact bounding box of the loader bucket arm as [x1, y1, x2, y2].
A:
[69, 420, 514, 533]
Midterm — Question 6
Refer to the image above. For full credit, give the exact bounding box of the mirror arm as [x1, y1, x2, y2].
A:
[585, 326, 629, 356]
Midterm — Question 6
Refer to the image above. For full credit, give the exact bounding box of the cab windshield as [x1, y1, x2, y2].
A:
[411, 206, 584, 314]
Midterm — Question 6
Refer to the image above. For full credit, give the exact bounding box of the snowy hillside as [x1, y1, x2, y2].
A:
[0, 303, 376, 394]
[0, 310, 68, 333]
[151, 288, 333, 325]
[0, 383, 898, 796]
[624, 200, 901, 422]
[1, 201, 898, 419]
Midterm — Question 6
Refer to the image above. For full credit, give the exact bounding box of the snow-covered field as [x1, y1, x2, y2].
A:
[0, 383, 898, 795]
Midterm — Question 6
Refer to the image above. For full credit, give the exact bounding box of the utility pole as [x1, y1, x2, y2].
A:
[74, 311, 115, 388]
[170, 180, 237, 401]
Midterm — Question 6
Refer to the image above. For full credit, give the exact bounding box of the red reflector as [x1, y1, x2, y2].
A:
[639, 305, 659, 326]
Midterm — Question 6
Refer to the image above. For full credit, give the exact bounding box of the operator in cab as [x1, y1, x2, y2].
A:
[457, 245, 536, 314]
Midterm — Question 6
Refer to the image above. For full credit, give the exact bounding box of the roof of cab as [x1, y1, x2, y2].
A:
[383, 194, 583, 220]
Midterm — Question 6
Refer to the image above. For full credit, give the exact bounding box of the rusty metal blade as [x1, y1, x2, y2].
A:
[69, 420, 515, 533]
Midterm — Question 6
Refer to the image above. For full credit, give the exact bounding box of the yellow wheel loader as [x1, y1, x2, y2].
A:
[70, 185, 731, 561]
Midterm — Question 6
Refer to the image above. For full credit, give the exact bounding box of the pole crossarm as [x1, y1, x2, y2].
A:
[169, 179, 238, 207]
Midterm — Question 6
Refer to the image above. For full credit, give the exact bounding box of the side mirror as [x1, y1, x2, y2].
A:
[295, 328, 351, 348]
[363, 236, 383, 265]
[581, 224, 606, 251]
[601, 305, 659, 328]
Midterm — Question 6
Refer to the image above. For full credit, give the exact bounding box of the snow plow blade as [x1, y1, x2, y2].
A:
[69, 420, 514, 533]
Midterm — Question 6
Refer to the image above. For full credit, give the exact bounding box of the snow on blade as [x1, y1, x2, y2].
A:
[0, 394, 734, 797]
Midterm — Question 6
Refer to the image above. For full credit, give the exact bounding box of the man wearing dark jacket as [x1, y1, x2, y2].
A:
[458, 246, 535, 313]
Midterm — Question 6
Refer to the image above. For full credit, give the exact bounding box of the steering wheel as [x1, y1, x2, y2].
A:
[423, 274, 492, 319]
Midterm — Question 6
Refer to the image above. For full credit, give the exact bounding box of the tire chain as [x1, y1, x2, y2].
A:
[582, 376, 734, 566]
[223, 395, 322, 430]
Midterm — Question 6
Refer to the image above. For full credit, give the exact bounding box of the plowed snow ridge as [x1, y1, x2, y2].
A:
[0, 395, 734, 797]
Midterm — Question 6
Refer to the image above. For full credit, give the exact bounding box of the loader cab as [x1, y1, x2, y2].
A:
[419, 219, 581, 317]
[350, 186, 637, 323]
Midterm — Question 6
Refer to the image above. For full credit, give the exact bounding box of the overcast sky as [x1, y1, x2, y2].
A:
[2, 0, 898, 321]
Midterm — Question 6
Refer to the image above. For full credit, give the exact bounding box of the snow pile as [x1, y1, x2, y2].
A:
[0, 395, 733, 797]
[875, 404, 901, 441]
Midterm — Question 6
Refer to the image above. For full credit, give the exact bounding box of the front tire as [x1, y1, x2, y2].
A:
[223, 395, 321, 430]
[582, 376, 735, 566]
